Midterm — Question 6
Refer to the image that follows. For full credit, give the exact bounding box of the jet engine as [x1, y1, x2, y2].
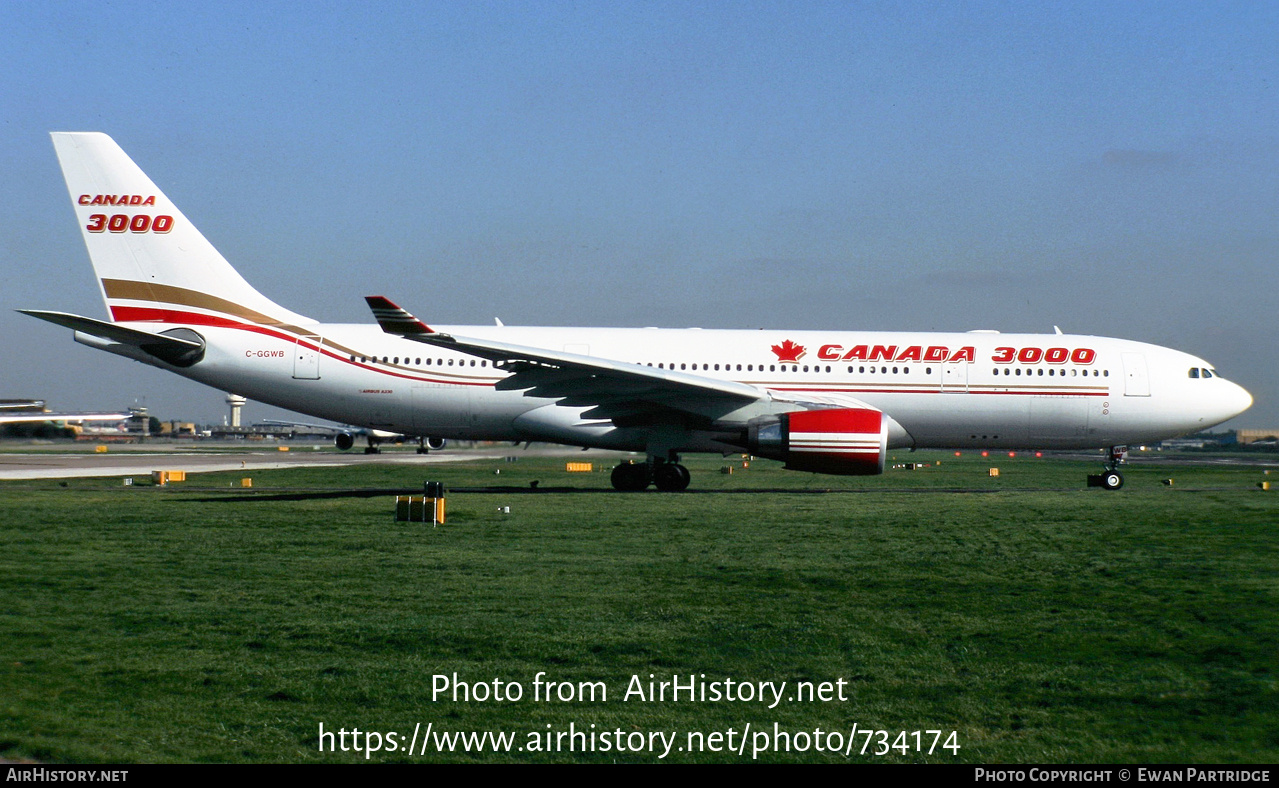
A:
[748, 407, 889, 475]
[335, 432, 355, 451]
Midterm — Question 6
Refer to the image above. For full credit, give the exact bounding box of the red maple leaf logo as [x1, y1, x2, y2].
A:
[771, 339, 806, 363]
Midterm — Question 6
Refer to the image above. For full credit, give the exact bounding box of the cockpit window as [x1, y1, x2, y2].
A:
[1203, 368, 1214, 379]
[1189, 367, 1215, 379]
[1189, 368, 1199, 379]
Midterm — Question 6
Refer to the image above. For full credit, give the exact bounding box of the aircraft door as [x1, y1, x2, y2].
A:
[1121, 352, 1150, 397]
[293, 336, 321, 379]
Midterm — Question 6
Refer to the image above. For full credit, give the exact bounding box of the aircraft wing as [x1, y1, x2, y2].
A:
[366, 297, 769, 425]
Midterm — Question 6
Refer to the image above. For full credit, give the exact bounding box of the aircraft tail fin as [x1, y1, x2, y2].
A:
[50, 132, 312, 327]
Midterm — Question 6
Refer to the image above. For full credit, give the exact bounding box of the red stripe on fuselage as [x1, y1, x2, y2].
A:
[108, 304, 493, 387]
[107, 306, 1116, 397]
[769, 385, 1110, 397]
[111, 305, 245, 329]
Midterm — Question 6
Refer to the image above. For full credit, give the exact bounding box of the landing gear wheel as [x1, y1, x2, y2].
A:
[363, 446, 381, 454]
[1088, 445, 1128, 490]
[610, 463, 651, 491]
[653, 463, 691, 492]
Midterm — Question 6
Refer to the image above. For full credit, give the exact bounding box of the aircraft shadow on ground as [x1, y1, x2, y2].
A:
[190, 485, 1024, 502]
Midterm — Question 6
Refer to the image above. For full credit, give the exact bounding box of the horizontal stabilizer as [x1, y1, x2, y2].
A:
[19, 309, 205, 367]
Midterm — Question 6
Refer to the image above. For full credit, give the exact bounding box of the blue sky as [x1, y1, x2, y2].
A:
[3, 1, 1276, 426]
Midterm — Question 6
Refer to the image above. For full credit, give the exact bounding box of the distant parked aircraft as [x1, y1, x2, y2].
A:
[0, 399, 128, 426]
[258, 419, 446, 454]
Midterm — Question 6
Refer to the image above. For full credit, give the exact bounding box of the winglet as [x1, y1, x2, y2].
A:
[364, 296, 434, 335]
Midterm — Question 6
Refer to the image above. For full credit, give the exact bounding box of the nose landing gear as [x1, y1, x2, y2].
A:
[1088, 445, 1128, 490]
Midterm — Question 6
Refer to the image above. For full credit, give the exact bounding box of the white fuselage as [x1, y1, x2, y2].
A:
[101, 321, 1251, 453]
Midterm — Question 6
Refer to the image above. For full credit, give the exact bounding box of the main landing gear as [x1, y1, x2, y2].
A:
[611, 457, 691, 492]
[1087, 445, 1127, 490]
[416, 437, 446, 454]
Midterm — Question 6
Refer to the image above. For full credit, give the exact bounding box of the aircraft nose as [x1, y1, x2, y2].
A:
[1228, 381, 1254, 419]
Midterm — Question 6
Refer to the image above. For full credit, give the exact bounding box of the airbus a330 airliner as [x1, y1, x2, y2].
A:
[23, 133, 1253, 491]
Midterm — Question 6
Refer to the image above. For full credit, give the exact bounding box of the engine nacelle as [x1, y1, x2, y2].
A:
[335, 432, 355, 451]
[748, 407, 888, 476]
[426, 436, 447, 451]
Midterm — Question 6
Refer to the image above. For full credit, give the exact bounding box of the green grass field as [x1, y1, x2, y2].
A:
[1, 450, 1276, 763]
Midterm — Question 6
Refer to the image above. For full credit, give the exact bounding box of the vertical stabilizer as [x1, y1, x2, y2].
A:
[50, 132, 312, 327]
